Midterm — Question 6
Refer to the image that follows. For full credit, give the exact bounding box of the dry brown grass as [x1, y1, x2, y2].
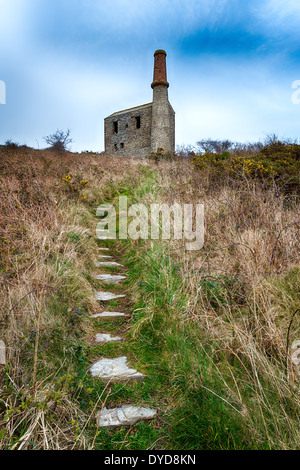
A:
[140, 159, 300, 448]
[156, 159, 300, 358]
[0, 147, 299, 449]
[0, 148, 145, 449]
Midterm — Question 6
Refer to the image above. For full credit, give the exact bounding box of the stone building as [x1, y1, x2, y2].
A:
[104, 50, 175, 157]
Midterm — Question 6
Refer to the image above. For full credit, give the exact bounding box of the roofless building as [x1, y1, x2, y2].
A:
[104, 50, 175, 157]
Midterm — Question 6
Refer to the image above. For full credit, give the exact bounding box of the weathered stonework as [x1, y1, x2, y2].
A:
[104, 50, 175, 158]
[151, 86, 175, 154]
[104, 103, 153, 157]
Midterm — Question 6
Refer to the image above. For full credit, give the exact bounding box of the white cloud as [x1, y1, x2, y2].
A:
[75, 0, 234, 40]
[254, 0, 300, 28]
[0, 0, 38, 57]
[265, 0, 300, 17]
[1, 0, 300, 151]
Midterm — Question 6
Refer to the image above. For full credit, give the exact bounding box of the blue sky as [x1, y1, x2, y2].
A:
[1, 0, 300, 152]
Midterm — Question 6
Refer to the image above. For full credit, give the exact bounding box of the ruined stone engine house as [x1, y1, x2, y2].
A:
[104, 50, 175, 157]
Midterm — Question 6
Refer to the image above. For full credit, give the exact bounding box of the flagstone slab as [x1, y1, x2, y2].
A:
[95, 261, 124, 268]
[0, 341, 6, 365]
[95, 292, 126, 301]
[95, 333, 123, 344]
[291, 340, 300, 366]
[91, 312, 129, 319]
[97, 406, 157, 429]
[98, 255, 113, 259]
[90, 356, 145, 382]
[291, 340, 300, 350]
[292, 350, 300, 366]
[95, 274, 127, 284]
[98, 248, 110, 251]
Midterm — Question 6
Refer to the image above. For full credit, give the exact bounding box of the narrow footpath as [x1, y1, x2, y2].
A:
[89, 243, 157, 430]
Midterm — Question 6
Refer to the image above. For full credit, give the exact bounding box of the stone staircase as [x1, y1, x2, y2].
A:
[90, 244, 157, 430]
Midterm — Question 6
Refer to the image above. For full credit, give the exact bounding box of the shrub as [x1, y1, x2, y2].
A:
[43, 129, 73, 153]
[191, 139, 300, 190]
[4, 140, 20, 150]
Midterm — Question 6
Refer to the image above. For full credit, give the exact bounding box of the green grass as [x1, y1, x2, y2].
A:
[114, 242, 255, 450]
[83, 163, 299, 450]
[4, 153, 297, 450]
[73, 167, 255, 450]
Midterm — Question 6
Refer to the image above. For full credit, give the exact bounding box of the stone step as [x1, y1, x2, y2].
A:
[91, 312, 129, 319]
[98, 248, 110, 251]
[95, 261, 124, 268]
[98, 255, 113, 259]
[95, 333, 123, 344]
[97, 406, 157, 429]
[95, 292, 126, 301]
[291, 340, 300, 350]
[291, 340, 300, 366]
[95, 274, 127, 284]
[0, 341, 6, 365]
[90, 356, 145, 382]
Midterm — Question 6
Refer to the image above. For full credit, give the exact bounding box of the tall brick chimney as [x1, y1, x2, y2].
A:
[151, 50, 169, 89]
[150, 50, 175, 155]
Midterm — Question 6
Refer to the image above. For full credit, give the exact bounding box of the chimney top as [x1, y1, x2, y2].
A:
[154, 49, 167, 56]
[151, 50, 169, 89]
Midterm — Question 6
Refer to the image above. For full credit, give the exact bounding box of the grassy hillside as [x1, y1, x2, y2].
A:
[0, 145, 299, 450]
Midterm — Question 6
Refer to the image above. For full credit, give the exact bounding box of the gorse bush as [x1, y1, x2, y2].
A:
[62, 174, 89, 200]
[258, 141, 300, 181]
[192, 152, 276, 179]
[190, 139, 300, 191]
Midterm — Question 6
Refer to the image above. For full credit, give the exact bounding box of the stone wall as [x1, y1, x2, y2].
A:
[104, 103, 152, 157]
[169, 102, 176, 155]
[150, 86, 175, 154]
